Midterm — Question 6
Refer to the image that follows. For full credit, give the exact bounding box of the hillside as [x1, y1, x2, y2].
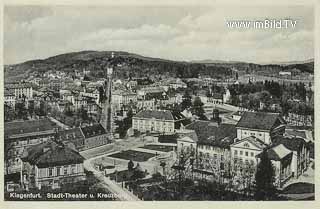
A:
[4, 50, 314, 82]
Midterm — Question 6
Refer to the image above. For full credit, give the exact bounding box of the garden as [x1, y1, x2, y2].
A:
[139, 144, 175, 153]
[108, 150, 156, 162]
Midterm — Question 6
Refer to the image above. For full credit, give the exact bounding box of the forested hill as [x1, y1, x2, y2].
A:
[4, 50, 314, 82]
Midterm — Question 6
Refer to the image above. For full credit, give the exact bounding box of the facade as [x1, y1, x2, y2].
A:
[236, 112, 286, 145]
[177, 136, 197, 155]
[57, 124, 111, 151]
[273, 136, 310, 178]
[4, 90, 16, 108]
[5, 82, 33, 99]
[80, 124, 111, 150]
[132, 110, 186, 134]
[20, 141, 85, 190]
[230, 136, 267, 175]
[112, 90, 137, 111]
[257, 144, 293, 188]
[185, 121, 237, 174]
[4, 119, 57, 174]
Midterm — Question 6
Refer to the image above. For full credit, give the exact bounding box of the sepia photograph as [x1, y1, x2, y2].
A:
[3, 3, 315, 202]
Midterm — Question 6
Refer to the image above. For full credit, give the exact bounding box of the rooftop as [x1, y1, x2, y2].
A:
[236, 111, 286, 131]
[5, 119, 56, 139]
[80, 123, 107, 138]
[22, 141, 85, 168]
[134, 110, 185, 121]
[186, 121, 236, 148]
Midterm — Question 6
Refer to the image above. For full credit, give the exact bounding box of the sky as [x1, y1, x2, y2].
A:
[4, 5, 314, 65]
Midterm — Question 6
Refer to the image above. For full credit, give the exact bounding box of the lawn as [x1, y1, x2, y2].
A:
[139, 144, 175, 152]
[108, 150, 156, 162]
[282, 182, 315, 194]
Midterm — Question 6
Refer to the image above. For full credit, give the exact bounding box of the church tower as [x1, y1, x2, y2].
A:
[101, 52, 114, 133]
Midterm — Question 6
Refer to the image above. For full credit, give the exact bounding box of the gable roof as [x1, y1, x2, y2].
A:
[178, 136, 197, 143]
[22, 141, 84, 168]
[236, 111, 285, 131]
[257, 144, 292, 162]
[272, 136, 306, 152]
[134, 110, 174, 121]
[80, 123, 107, 138]
[185, 121, 236, 148]
[231, 136, 268, 150]
[5, 119, 56, 139]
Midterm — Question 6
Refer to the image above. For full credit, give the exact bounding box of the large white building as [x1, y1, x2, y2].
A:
[235, 112, 286, 145]
[132, 110, 186, 134]
[6, 82, 33, 99]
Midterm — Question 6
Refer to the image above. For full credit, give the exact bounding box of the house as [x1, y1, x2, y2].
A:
[230, 136, 268, 177]
[177, 136, 197, 156]
[257, 144, 293, 188]
[137, 86, 166, 100]
[5, 82, 33, 99]
[185, 121, 237, 174]
[132, 110, 187, 134]
[112, 90, 137, 112]
[80, 124, 112, 150]
[4, 119, 57, 174]
[57, 124, 111, 151]
[137, 98, 155, 110]
[232, 111, 243, 121]
[236, 112, 286, 145]
[20, 141, 85, 190]
[4, 89, 16, 108]
[80, 88, 100, 104]
[57, 128, 85, 151]
[279, 71, 292, 76]
[273, 136, 310, 178]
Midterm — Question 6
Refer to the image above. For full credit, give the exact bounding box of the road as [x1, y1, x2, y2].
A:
[82, 137, 146, 201]
[48, 116, 70, 130]
[84, 157, 140, 201]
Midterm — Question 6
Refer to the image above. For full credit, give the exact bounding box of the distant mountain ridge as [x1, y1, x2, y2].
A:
[4, 50, 314, 82]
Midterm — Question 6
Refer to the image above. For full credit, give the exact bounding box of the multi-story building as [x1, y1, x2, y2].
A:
[112, 90, 137, 111]
[4, 119, 57, 174]
[57, 124, 111, 151]
[20, 140, 85, 190]
[132, 110, 186, 134]
[257, 144, 293, 188]
[230, 136, 267, 175]
[80, 124, 112, 150]
[5, 82, 33, 99]
[4, 89, 16, 108]
[236, 112, 286, 145]
[185, 121, 236, 174]
[80, 88, 100, 105]
[273, 136, 310, 178]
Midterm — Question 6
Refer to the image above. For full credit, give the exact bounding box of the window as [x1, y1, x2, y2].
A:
[245, 152, 248, 156]
[251, 152, 254, 157]
[250, 133, 255, 136]
[240, 151, 243, 155]
[56, 167, 61, 176]
[234, 150, 238, 155]
[64, 166, 68, 175]
[48, 167, 53, 177]
[71, 165, 76, 174]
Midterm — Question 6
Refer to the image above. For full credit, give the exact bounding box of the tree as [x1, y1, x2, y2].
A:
[128, 160, 134, 171]
[181, 90, 192, 110]
[191, 97, 207, 120]
[254, 150, 277, 200]
[15, 101, 28, 120]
